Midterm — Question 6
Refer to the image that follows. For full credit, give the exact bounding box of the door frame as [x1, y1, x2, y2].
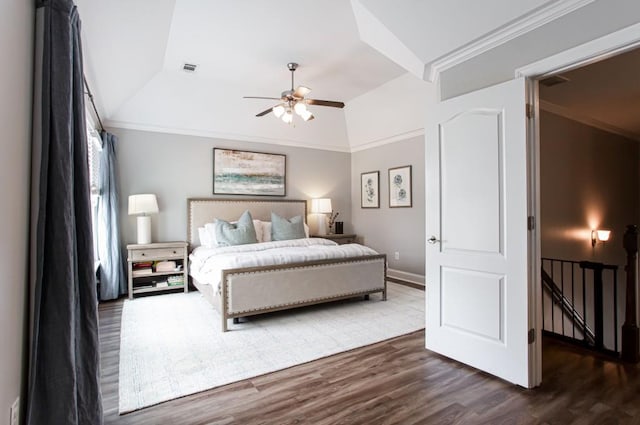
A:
[518, 22, 640, 385]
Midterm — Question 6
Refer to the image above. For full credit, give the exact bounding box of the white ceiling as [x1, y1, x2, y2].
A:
[75, 0, 601, 151]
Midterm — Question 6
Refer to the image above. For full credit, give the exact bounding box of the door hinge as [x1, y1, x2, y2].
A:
[528, 329, 536, 344]
[526, 103, 533, 119]
[527, 216, 535, 231]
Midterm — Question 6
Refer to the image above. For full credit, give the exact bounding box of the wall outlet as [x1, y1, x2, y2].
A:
[394, 251, 400, 260]
[10, 397, 19, 425]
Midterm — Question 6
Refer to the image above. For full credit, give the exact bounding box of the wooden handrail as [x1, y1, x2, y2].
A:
[622, 225, 640, 363]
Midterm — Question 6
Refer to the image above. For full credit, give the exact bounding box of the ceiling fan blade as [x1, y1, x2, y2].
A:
[244, 96, 282, 100]
[256, 107, 276, 117]
[306, 99, 345, 108]
[293, 86, 311, 99]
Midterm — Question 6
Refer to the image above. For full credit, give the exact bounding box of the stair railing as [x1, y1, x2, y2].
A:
[541, 257, 620, 356]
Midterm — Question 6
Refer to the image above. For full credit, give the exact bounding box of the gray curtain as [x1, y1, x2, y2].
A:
[98, 131, 126, 300]
[27, 0, 103, 424]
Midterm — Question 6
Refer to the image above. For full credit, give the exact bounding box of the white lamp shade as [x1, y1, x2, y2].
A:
[301, 110, 314, 121]
[311, 198, 332, 214]
[294, 102, 307, 115]
[128, 194, 159, 215]
[596, 230, 611, 242]
[273, 105, 285, 118]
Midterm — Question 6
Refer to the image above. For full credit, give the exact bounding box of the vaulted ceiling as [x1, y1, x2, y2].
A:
[75, 0, 635, 151]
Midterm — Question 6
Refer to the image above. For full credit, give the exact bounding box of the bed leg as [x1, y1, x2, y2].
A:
[382, 289, 387, 301]
[364, 294, 370, 301]
[222, 317, 228, 332]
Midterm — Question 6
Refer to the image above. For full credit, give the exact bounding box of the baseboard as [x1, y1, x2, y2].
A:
[387, 268, 425, 290]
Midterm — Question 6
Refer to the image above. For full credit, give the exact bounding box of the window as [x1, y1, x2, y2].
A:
[86, 118, 101, 260]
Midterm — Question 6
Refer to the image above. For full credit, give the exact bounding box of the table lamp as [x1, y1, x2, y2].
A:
[311, 198, 332, 236]
[128, 194, 159, 244]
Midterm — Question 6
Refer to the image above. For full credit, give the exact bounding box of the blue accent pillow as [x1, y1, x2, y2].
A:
[215, 210, 258, 246]
[271, 212, 306, 241]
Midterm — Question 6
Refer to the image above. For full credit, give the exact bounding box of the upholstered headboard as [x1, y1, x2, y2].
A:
[186, 198, 307, 248]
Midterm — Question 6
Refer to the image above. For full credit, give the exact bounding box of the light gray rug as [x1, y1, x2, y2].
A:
[118, 282, 424, 414]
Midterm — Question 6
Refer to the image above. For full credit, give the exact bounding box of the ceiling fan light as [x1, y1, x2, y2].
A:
[272, 105, 285, 118]
[301, 110, 314, 121]
[294, 102, 307, 115]
[282, 110, 293, 124]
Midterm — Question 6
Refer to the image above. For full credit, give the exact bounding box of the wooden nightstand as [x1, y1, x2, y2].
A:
[313, 234, 357, 245]
[127, 241, 189, 299]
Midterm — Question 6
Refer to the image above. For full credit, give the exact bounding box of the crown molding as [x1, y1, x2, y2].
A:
[349, 128, 425, 153]
[103, 120, 352, 153]
[540, 100, 640, 142]
[424, 0, 595, 82]
[516, 22, 640, 78]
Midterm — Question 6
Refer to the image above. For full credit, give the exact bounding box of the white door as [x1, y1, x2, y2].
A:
[426, 77, 535, 387]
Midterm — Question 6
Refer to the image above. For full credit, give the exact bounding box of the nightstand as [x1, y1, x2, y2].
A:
[313, 234, 357, 245]
[127, 241, 189, 299]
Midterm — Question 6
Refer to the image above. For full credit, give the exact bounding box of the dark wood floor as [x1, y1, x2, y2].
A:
[99, 299, 640, 425]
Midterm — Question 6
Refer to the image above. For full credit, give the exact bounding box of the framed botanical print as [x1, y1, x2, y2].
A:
[361, 171, 380, 208]
[213, 148, 286, 196]
[389, 165, 412, 208]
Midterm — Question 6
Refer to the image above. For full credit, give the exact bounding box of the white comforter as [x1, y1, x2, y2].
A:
[189, 238, 379, 288]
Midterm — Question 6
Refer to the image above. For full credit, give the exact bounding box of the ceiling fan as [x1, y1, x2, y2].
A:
[244, 62, 345, 124]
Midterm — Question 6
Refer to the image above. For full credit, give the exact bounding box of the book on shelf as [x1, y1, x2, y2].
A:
[167, 275, 184, 286]
[155, 261, 177, 272]
[132, 268, 153, 277]
[133, 261, 153, 269]
[155, 281, 169, 288]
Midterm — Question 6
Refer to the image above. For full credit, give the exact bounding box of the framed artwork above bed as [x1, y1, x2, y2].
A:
[213, 148, 286, 196]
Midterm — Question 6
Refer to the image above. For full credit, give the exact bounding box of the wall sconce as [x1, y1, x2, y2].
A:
[591, 229, 611, 247]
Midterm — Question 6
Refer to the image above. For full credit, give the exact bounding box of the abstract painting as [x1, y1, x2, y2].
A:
[361, 171, 380, 208]
[213, 148, 286, 196]
[389, 165, 412, 208]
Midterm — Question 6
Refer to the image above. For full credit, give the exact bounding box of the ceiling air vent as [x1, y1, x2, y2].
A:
[540, 74, 570, 87]
[182, 63, 197, 73]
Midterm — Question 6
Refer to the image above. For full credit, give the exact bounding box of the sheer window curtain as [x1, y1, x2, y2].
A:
[27, 0, 103, 424]
[98, 131, 126, 300]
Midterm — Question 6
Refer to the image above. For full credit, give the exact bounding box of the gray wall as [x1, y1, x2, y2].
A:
[351, 136, 425, 277]
[0, 0, 33, 416]
[111, 128, 352, 244]
[540, 110, 639, 268]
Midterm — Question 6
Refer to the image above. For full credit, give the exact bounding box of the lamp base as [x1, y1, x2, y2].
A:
[137, 215, 152, 244]
[316, 214, 329, 236]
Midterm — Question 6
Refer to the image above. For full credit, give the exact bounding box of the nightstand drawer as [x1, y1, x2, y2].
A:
[130, 247, 184, 261]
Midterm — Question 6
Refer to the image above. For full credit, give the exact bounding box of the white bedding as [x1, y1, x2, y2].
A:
[189, 238, 379, 289]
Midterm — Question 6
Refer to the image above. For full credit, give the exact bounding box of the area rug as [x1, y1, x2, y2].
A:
[118, 282, 424, 414]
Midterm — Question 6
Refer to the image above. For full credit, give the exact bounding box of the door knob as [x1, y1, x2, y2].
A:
[428, 236, 441, 244]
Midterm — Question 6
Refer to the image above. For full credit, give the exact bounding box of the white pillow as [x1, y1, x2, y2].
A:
[198, 227, 212, 247]
[262, 222, 272, 242]
[202, 219, 263, 247]
[203, 223, 218, 247]
[260, 221, 309, 242]
[252, 220, 264, 243]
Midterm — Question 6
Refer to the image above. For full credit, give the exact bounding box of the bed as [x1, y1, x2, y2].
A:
[187, 198, 387, 331]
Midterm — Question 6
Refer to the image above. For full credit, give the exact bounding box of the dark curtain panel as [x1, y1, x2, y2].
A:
[28, 0, 103, 424]
[98, 131, 126, 300]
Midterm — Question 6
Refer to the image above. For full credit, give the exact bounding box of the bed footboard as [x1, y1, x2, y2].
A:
[220, 254, 387, 332]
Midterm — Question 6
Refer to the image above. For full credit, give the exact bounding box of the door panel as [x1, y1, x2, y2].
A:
[426, 77, 531, 387]
[441, 267, 504, 342]
[441, 110, 503, 255]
